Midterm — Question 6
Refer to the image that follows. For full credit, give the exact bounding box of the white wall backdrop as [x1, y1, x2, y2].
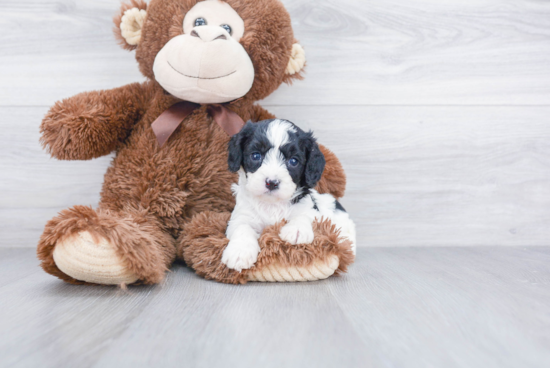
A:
[1, 0, 549, 247]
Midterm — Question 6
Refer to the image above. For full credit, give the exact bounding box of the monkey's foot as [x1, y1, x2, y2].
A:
[246, 255, 339, 282]
[53, 231, 139, 285]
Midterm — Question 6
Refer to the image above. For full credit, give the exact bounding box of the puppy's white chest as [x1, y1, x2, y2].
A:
[252, 201, 293, 228]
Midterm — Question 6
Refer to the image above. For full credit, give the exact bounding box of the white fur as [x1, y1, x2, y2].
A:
[266, 119, 296, 148]
[244, 120, 297, 202]
[222, 121, 356, 272]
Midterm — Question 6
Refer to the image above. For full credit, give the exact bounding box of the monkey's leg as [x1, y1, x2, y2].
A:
[178, 211, 355, 284]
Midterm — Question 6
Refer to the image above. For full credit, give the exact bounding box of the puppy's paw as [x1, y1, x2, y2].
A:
[222, 239, 260, 272]
[280, 223, 315, 245]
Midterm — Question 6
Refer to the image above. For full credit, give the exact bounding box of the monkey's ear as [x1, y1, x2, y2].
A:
[284, 43, 306, 81]
[113, 0, 148, 51]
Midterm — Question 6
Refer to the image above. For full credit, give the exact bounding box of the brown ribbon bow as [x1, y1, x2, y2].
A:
[151, 101, 246, 147]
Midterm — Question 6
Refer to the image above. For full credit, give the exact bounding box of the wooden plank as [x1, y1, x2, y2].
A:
[3, 106, 549, 247]
[0, 248, 158, 368]
[264, 0, 550, 106]
[1, 0, 550, 106]
[0, 247, 549, 368]
[92, 265, 376, 368]
[328, 246, 550, 368]
[0, 0, 144, 107]
[0, 248, 43, 287]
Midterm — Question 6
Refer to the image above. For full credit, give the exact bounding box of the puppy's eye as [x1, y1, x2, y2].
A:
[251, 152, 262, 161]
[220, 24, 232, 35]
[288, 158, 299, 167]
[194, 18, 207, 27]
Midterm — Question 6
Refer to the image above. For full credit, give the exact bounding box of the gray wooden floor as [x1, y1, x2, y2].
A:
[1, 0, 550, 367]
[1, 247, 549, 368]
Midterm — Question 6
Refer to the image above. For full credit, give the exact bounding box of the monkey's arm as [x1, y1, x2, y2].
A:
[315, 145, 346, 199]
[40, 82, 152, 160]
[252, 105, 347, 199]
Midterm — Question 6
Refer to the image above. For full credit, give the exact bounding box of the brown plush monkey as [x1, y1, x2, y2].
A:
[37, 0, 354, 285]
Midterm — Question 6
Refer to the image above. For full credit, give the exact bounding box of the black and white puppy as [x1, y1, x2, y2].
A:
[222, 119, 356, 272]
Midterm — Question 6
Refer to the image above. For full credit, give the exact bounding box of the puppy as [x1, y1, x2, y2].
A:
[222, 119, 356, 272]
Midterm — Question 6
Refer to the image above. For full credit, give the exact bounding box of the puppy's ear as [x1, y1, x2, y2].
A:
[304, 134, 326, 188]
[228, 121, 256, 172]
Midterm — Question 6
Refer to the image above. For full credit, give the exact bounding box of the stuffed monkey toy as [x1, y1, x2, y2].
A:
[37, 0, 354, 285]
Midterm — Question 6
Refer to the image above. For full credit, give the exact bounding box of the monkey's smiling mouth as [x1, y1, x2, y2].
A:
[168, 61, 237, 80]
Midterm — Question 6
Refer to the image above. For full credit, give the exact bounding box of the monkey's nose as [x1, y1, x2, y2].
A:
[191, 27, 228, 42]
[266, 180, 280, 191]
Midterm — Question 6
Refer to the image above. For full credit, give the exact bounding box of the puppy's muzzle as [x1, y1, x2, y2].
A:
[265, 179, 280, 191]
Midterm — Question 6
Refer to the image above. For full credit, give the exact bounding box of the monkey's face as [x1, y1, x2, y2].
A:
[152, 1, 254, 104]
[115, 0, 306, 104]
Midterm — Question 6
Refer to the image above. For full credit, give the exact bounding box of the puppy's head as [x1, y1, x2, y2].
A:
[228, 119, 325, 202]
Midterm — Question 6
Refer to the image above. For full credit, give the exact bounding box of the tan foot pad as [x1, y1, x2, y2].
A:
[53, 231, 139, 285]
[246, 255, 339, 282]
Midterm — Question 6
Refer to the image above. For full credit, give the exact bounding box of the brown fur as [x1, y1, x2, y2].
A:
[40, 82, 154, 160]
[37, 0, 350, 285]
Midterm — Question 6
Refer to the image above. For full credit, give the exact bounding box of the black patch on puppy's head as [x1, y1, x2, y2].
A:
[280, 124, 326, 189]
[228, 120, 273, 173]
[304, 137, 326, 188]
[228, 121, 256, 172]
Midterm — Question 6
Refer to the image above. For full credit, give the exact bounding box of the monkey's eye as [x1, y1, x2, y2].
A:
[194, 18, 207, 27]
[220, 24, 232, 35]
[251, 152, 262, 161]
[288, 158, 299, 167]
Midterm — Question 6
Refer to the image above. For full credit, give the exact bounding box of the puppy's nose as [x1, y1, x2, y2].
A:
[266, 179, 280, 191]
